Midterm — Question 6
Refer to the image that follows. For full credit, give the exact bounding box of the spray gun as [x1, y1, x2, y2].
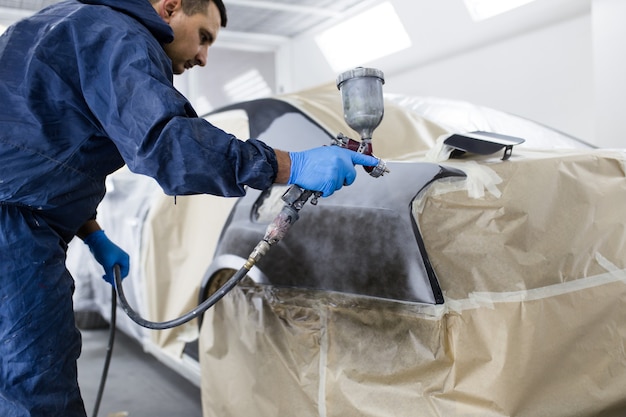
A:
[114, 67, 389, 330]
[249, 67, 390, 265]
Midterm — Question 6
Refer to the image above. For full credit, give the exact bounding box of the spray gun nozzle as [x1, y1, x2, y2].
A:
[369, 159, 390, 177]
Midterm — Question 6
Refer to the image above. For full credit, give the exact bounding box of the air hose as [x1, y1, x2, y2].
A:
[93, 265, 250, 415]
[92, 265, 254, 416]
[114, 262, 252, 330]
[91, 287, 116, 417]
[113, 185, 318, 330]
[89, 186, 306, 417]
[90, 185, 316, 416]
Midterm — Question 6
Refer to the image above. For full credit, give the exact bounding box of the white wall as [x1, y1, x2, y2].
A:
[592, 0, 626, 148]
[384, 15, 594, 142]
[284, 3, 595, 143]
[175, 48, 276, 116]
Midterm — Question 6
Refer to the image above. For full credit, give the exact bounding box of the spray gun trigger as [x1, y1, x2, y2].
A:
[333, 133, 360, 152]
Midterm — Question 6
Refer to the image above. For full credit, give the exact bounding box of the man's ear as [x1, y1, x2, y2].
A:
[161, 0, 182, 21]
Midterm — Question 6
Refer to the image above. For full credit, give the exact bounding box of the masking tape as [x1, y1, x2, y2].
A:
[443, 253, 626, 313]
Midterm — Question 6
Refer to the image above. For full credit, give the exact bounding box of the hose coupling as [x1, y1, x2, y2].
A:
[244, 239, 271, 270]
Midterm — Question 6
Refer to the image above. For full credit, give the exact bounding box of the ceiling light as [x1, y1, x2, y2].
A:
[315, 1, 411, 72]
[223, 69, 272, 103]
[463, 0, 537, 21]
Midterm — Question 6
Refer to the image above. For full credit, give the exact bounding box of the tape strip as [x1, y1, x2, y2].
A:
[444, 253, 626, 313]
[318, 307, 328, 417]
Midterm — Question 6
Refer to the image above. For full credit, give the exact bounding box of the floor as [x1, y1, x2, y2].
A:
[78, 327, 203, 417]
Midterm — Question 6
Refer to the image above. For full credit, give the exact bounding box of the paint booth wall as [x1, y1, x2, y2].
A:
[285, 12, 594, 145]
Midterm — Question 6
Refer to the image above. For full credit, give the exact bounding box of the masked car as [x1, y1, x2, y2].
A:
[69, 83, 626, 417]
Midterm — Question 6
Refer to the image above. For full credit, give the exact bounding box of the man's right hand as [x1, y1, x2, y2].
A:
[287, 146, 379, 197]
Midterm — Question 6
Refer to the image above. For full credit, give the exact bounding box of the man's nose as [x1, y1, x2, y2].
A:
[196, 46, 208, 67]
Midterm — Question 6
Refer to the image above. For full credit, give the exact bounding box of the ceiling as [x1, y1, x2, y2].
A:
[0, 0, 57, 9]
[0, 0, 376, 51]
[0, 0, 592, 54]
[225, 0, 365, 37]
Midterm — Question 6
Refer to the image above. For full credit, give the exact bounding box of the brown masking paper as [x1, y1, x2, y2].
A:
[200, 149, 626, 416]
[140, 110, 249, 355]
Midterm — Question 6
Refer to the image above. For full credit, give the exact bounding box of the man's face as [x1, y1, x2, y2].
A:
[161, 0, 221, 74]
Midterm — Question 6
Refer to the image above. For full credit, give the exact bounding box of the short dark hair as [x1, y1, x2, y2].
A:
[182, 0, 228, 27]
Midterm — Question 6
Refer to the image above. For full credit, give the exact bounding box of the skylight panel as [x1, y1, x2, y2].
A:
[463, 0, 537, 21]
[315, 2, 411, 72]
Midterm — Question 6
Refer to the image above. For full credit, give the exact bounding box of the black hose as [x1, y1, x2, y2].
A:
[91, 264, 248, 416]
[113, 186, 314, 330]
[90, 263, 247, 416]
[113, 264, 250, 330]
[88, 234, 278, 416]
[91, 286, 117, 417]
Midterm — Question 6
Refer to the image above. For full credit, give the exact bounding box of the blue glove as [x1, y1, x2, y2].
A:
[83, 230, 130, 286]
[288, 146, 379, 197]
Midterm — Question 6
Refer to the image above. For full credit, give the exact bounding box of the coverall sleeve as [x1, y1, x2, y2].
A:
[79, 32, 277, 197]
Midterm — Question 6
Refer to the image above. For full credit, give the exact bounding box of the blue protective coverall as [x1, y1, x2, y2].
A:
[0, 1, 278, 415]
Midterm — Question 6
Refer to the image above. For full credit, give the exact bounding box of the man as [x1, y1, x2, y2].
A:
[0, 0, 378, 415]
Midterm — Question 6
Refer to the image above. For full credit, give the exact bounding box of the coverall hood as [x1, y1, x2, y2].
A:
[79, 0, 174, 44]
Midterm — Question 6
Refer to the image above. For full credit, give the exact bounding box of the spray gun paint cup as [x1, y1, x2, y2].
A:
[336, 67, 388, 177]
[336, 67, 385, 142]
